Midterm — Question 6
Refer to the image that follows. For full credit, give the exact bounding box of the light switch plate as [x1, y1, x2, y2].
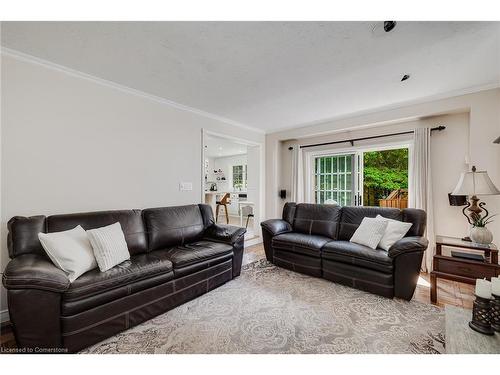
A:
[179, 182, 193, 191]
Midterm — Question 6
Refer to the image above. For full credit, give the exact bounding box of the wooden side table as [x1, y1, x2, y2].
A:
[430, 235, 499, 303]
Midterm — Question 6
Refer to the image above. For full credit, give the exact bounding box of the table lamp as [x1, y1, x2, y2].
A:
[451, 166, 500, 242]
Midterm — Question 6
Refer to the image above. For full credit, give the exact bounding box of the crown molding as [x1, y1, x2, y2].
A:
[267, 82, 500, 135]
[3, 46, 498, 137]
[1, 46, 265, 134]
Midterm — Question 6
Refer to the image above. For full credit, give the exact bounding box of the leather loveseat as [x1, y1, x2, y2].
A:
[261, 203, 428, 300]
[2, 204, 245, 353]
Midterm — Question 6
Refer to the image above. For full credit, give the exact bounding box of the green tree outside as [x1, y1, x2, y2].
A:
[363, 148, 408, 206]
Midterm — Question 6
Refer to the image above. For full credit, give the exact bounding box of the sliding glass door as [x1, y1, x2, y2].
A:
[312, 147, 408, 207]
[314, 154, 355, 206]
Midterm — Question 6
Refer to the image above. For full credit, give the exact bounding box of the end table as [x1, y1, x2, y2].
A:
[430, 235, 499, 303]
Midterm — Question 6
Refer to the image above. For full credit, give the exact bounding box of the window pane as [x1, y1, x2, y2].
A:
[339, 156, 346, 172]
[325, 191, 332, 201]
[325, 174, 332, 191]
[345, 192, 352, 206]
[345, 155, 352, 172]
[332, 174, 338, 190]
[325, 157, 332, 173]
[313, 154, 356, 206]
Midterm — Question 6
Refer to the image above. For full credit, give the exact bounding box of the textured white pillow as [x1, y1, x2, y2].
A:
[349, 217, 388, 249]
[376, 214, 413, 251]
[38, 225, 97, 282]
[86, 222, 130, 272]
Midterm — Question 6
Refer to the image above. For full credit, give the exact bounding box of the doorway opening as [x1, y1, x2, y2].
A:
[310, 145, 410, 208]
[201, 130, 263, 243]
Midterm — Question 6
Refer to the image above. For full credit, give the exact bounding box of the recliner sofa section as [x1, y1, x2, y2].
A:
[261, 203, 428, 300]
[3, 204, 245, 353]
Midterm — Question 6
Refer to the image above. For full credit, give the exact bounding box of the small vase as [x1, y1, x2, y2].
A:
[470, 226, 493, 245]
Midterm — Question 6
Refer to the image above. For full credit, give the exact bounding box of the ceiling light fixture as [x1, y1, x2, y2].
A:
[384, 21, 397, 32]
[401, 74, 410, 82]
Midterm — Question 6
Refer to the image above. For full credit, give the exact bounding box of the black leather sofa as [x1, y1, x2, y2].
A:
[261, 203, 428, 300]
[2, 204, 245, 353]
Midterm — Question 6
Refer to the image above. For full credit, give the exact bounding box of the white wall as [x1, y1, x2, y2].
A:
[277, 113, 471, 239]
[0, 53, 265, 321]
[267, 88, 500, 247]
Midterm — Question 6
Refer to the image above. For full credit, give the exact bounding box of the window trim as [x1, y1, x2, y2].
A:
[304, 140, 413, 204]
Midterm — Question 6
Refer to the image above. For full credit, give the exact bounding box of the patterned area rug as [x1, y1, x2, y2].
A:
[82, 259, 445, 354]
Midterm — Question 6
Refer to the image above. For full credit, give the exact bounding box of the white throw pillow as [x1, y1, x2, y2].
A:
[349, 217, 388, 249]
[38, 225, 97, 282]
[86, 222, 130, 272]
[376, 214, 413, 251]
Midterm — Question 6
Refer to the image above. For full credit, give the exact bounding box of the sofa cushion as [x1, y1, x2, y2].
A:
[322, 240, 393, 274]
[159, 240, 233, 269]
[338, 206, 402, 241]
[272, 232, 330, 257]
[47, 209, 148, 255]
[143, 205, 205, 251]
[402, 208, 427, 237]
[63, 251, 174, 302]
[7, 215, 47, 258]
[292, 204, 341, 239]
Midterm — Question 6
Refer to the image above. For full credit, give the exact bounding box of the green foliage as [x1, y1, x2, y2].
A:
[472, 214, 496, 228]
[363, 149, 408, 205]
[363, 149, 408, 191]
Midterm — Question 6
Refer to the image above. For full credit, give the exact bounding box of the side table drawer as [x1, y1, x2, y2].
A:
[434, 257, 497, 279]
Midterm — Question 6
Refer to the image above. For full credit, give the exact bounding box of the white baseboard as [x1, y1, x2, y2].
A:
[1, 309, 10, 324]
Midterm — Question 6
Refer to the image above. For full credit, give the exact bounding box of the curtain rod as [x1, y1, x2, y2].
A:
[297, 125, 446, 149]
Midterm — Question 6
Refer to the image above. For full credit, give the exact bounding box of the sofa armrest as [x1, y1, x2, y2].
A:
[2, 254, 70, 293]
[204, 224, 246, 245]
[260, 219, 292, 236]
[388, 236, 429, 258]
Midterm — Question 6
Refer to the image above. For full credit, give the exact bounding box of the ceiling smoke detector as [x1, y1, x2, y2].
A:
[384, 21, 397, 32]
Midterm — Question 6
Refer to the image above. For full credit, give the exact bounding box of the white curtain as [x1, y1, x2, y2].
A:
[290, 145, 304, 202]
[409, 128, 435, 273]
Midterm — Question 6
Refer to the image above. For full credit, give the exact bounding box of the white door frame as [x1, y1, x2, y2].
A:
[304, 141, 413, 204]
[201, 129, 265, 241]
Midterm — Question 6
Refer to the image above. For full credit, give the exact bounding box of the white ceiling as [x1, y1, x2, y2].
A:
[204, 134, 247, 158]
[2, 21, 499, 133]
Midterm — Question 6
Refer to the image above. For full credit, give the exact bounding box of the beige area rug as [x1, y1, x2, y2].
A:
[81, 259, 445, 354]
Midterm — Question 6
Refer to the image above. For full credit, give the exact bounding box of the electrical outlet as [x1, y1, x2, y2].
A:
[179, 182, 193, 191]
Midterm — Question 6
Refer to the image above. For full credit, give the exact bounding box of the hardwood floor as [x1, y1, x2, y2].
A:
[0, 243, 474, 350]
